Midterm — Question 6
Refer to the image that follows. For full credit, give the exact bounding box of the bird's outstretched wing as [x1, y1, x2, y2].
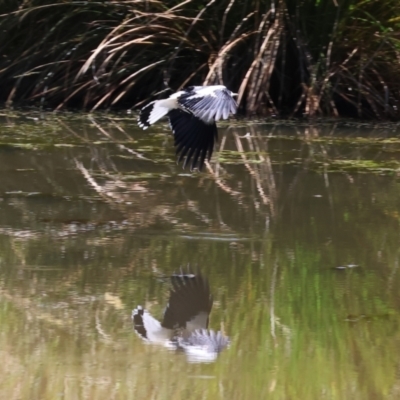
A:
[178, 86, 237, 123]
[168, 109, 218, 171]
[177, 329, 230, 363]
[162, 271, 213, 332]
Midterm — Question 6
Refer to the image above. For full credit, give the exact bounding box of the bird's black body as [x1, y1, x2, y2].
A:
[138, 85, 237, 171]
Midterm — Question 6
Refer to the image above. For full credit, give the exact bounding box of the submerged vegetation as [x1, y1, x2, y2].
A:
[1, 0, 400, 118]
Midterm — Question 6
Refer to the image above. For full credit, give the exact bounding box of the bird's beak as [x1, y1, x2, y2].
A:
[231, 92, 238, 97]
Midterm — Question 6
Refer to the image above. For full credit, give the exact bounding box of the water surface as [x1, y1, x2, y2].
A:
[1, 111, 400, 399]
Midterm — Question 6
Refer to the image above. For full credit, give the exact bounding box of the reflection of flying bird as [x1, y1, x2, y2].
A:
[132, 271, 229, 363]
[138, 85, 238, 171]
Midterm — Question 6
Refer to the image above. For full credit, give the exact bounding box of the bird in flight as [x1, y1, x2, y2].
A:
[132, 270, 229, 363]
[138, 85, 237, 171]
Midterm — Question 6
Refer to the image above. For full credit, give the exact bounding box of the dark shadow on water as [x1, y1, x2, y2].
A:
[132, 269, 229, 363]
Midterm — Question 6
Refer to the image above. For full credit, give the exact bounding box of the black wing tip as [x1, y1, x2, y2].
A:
[170, 265, 207, 286]
[170, 264, 200, 278]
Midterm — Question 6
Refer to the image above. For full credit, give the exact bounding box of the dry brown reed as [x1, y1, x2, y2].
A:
[0, 0, 400, 118]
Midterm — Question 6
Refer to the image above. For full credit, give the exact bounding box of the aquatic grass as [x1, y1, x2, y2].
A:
[0, 1, 400, 118]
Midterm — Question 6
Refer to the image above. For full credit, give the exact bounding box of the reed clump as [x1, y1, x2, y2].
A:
[0, 0, 399, 118]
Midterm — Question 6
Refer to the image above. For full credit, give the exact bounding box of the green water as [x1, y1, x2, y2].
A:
[1, 111, 400, 399]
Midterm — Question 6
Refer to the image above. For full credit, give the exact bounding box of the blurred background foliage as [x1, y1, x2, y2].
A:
[1, 0, 400, 118]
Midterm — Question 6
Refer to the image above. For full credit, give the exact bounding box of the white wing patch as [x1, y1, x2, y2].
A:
[132, 306, 172, 344]
[177, 86, 237, 123]
[187, 85, 226, 97]
[147, 99, 174, 125]
[138, 97, 180, 128]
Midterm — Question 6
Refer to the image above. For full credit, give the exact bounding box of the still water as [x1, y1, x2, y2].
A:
[0, 111, 400, 399]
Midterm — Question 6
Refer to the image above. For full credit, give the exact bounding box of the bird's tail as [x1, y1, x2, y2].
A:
[138, 99, 174, 129]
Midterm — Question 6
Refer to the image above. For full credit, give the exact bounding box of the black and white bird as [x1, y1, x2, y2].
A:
[132, 271, 229, 363]
[138, 85, 238, 171]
